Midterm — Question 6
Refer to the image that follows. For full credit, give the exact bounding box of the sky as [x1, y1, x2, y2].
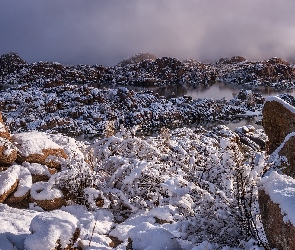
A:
[1, 0, 295, 66]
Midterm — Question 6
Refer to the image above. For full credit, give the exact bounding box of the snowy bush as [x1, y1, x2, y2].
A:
[82, 125, 269, 247]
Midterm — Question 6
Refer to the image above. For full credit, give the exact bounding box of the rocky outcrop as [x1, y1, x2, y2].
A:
[0, 83, 265, 138]
[218, 57, 295, 89]
[0, 52, 294, 90]
[259, 95, 295, 249]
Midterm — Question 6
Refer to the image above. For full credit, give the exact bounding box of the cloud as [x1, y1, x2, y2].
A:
[0, 0, 295, 66]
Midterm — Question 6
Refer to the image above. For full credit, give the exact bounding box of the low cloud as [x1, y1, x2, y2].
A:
[1, 0, 295, 66]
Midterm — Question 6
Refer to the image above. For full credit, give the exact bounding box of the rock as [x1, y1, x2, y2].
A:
[263, 95, 295, 153]
[22, 162, 52, 183]
[259, 189, 295, 250]
[234, 125, 267, 151]
[0, 112, 11, 140]
[0, 137, 17, 165]
[30, 182, 66, 211]
[218, 56, 246, 64]
[272, 134, 295, 178]
[0, 180, 18, 203]
[4, 190, 30, 209]
[24, 210, 80, 250]
[12, 131, 68, 169]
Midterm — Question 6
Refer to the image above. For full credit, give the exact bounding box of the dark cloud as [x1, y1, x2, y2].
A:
[1, 0, 295, 66]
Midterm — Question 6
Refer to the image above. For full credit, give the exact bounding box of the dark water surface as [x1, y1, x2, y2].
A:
[120, 82, 295, 100]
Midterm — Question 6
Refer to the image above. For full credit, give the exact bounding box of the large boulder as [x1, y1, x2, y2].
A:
[259, 171, 295, 250]
[262, 95, 295, 153]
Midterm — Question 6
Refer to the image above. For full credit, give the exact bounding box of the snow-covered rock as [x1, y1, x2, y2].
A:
[0, 137, 17, 165]
[24, 210, 80, 250]
[12, 131, 68, 168]
[0, 165, 32, 204]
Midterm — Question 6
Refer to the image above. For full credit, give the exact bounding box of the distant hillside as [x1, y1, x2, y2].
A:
[0, 52, 295, 89]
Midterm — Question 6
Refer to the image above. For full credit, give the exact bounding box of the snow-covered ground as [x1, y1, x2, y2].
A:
[0, 125, 270, 249]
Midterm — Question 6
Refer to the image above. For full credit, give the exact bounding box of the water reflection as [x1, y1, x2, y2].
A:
[95, 82, 295, 100]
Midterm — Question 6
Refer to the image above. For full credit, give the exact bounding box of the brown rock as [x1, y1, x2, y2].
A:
[0, 180, 18, 203]
[276, 135, 295, 177]
[0, 113, 11, 140]
[4, 190, 30, 209]
[0, 137, 17, 165]
[263, 100, 295, 154]
[12, 132, 68, 169]
[55, 228, 81, 250]
[30, 182, 66, 211]
[259, 189, 295, 250]
[30, 197, 66, 211]
[17, 148, 67, 169]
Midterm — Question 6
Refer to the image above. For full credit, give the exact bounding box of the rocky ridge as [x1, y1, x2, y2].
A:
[0, 52, 294, 89]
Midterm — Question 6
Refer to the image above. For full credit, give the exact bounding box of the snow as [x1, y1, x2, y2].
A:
[24, 210, 79, 250]
[259, 170, 295, 226]
[0, 165, 32, 197]
[0, 137, 16, 156]
[128, 222, 182, 250]
[0, 126, 270, 249]
[12, 131, 62, 156]
[0, 122, 6, 132]
[0, 204, 39, 249]
[22, 162, 51, 177]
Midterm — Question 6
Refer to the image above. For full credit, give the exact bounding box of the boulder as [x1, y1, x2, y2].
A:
[0, 137, 17, 165]
[259, 170, 295, 250]
[0, 165, 32, 203]
[234, 125, 267, 151]
[0, 112, 11, 140]
[12, 131, 68, 169]
[30, 182, 66, 211]
[22, 162, 52, 183]
[259, 189, 295, 250]
[263, 95, 295, 153]
[24, 210, 80, 250]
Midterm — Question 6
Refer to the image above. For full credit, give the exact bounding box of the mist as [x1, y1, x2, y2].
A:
[1, 0, 295, 66]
